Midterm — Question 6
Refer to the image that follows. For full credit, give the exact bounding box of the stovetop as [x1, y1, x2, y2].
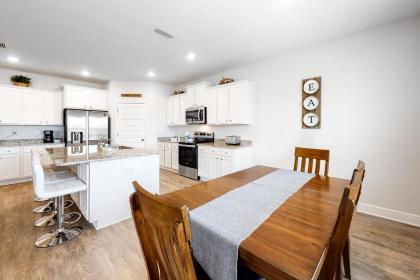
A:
[179, 131, 214, 145]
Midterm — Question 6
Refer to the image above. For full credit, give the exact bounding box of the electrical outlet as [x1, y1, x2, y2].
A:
[12, 131, 17, 135]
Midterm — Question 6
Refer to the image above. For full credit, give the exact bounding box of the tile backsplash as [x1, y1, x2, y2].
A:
[0, 125, 64, 140]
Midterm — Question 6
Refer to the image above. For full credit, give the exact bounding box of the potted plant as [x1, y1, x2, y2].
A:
[10, 75, 31, 87]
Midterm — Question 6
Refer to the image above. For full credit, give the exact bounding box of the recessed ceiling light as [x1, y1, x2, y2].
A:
[147, 71, 155, 77]
[7, 56, 19, 63]
[186, 52, 196, 62]
[81, 70, 90, 77]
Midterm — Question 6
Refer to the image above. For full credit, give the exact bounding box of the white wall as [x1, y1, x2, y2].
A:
[174, 17, 420, 223]
[0, 68, 104, 91]
[106, 81, 174, 150]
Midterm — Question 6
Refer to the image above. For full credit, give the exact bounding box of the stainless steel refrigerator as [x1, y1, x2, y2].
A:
[64, 109, 110, 146]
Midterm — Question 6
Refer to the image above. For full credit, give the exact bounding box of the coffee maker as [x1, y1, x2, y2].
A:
[43, 130, 54, 143]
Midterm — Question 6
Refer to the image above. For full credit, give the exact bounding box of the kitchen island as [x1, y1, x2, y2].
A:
[46, 145, 159, 229]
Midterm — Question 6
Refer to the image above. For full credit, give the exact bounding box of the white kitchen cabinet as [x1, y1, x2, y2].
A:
[22, 90, 44, 125]
[228, 85, 242, 124]
[88, 89, 108, 110]
[0, 148, 21, 181]
[44, 91, 63, 125]
[159, 143, 165, 166]
[166, 98, 173, 126]
[0, 88, 22, 124]
[164, 143, 172, 168]
[172, 95, 181, 125]
[63, 85, 107, 110]
[198, 145, 253, 180]
[216, 87, 230, 124]
[22, 153, 32, 177]
[171, 150, 179, 170]
[206, 89, 218, 125]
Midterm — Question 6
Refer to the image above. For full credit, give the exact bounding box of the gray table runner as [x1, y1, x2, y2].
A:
[189, 169, 314, 280]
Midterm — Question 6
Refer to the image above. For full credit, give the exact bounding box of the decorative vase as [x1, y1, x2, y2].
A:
[13, 82, 31, 87]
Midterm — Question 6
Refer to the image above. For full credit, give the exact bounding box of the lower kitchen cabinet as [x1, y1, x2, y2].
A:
[0, 148, 20, 181]
[198, 145, 253, 180]
[159, 142, 179, 172]
[0, 144, 64, 186]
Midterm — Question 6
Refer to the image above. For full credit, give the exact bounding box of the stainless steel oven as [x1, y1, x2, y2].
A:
[186, 106, 206, 124]
[178, 143, 198, 180]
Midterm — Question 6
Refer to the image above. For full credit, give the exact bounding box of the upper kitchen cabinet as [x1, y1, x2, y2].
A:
[186, 82, 212, 107]
[167, 95, 183, 126]
[22, 90, 44, 125]
[0, 85, 64, 126]
[44, 91, 63, 125]
[63, 85, 107, 111]
[209, 81, 254, 125]
[0, 87, 22, 125]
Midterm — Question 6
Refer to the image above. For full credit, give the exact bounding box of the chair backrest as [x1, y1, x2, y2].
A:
[319, 188, 354, 279]
[293, 147, 330, 176]
[130, 181, 197, 280]
[349, 160, 366, 206]
[31, 151, 45, 197]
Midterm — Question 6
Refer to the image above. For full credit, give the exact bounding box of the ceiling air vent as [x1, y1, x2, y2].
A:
[154, 28, 175, 39]
[0, 42, 6, 49]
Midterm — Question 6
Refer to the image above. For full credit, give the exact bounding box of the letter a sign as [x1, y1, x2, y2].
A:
[302, 77, 321, 128]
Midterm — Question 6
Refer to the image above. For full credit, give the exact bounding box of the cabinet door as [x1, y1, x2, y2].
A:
[198, 152, 209, 178]
[206, 89, 218, 124]
[22, 153, 32, 177]
[171, 150, 179, 170]
[221, 156, 234, 176]
[166, 97, 173, 126]
[179, 94, 188, 125]
[88, 90, 107, 110]
[195, 86, 207, 106]
[44, 92, 63, 125]
[172, 95, 181, 125]
[164, 149, 172, 168]
[159, 147, 165, 166]
[0, 88, 21, 124]
[216, 87, 229, 124]
[186, 88, 195, 107]
[208, 154, 221, 179]
[63, 87, 88, 109]
[228, 85, 242, 124]
[0, 154, 20, 180]
[23, 90, 44, 125]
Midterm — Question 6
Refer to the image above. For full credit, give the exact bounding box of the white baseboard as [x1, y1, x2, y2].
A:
[357, 203, 420, 227]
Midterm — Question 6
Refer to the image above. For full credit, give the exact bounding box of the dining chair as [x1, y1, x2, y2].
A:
[130, 181, 209, 280]
[293, 147, 330, 176]
[342, 160, 366, 279]
[319, 187, 354, 280]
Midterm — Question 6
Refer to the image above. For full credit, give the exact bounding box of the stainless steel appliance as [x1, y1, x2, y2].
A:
[43, 130, 54, 143]
[186, 106, 206, 124]
[178, 131, 214, 180]
[225, 135, 241, 145]
[64, 109, 110, 146]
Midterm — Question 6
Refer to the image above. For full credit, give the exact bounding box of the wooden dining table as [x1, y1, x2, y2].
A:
[162, 165, 350, 280]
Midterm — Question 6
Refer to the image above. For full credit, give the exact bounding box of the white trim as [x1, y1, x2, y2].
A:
[357, 203, 420, 228]
[0, 177, 32, 187]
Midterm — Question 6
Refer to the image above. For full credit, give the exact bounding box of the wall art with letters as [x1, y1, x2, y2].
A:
[301, 76, 321, 129]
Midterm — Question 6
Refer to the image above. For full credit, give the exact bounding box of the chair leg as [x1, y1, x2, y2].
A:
[342, 237, 351, 279]
[35, 196, 82, 248]
[335, 259, 343, 280]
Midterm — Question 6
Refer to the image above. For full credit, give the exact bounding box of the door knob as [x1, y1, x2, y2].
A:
[141, 139, 144, 142]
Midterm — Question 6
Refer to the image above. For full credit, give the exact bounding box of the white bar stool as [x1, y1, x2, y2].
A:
[32, 155, 87, 248]
[32, 152, 77, 214]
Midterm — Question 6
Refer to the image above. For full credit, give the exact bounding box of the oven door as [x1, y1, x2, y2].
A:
[186, 107, 206, 124]
[178, 144, 198, 169]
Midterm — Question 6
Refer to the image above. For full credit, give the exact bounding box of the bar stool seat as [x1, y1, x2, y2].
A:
[32, 154, 87, 248]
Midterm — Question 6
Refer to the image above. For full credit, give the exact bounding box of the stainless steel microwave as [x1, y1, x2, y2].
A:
[185, 106, 206, 124]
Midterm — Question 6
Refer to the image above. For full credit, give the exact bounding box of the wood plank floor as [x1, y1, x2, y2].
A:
[1, 170, 419, 280]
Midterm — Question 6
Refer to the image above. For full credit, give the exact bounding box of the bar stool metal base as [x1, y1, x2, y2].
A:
[33, 201, 53, 213]
[35, 227, 82, 248]
[34, 212, 82, 227]
[34, 197, 49, 202]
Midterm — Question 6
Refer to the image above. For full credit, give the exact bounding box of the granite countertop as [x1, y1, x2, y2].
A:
[0, 139, 64, 147]
[197, 140, 252, 149]
[45, 145, 159, 166]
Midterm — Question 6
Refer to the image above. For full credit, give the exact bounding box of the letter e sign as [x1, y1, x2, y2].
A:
[302, 77, 321, 128]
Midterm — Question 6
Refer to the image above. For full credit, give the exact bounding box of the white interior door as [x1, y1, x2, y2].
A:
[116, 103, 146, 148]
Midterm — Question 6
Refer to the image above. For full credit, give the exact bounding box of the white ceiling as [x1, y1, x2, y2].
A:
[1, 0, 420, 85]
